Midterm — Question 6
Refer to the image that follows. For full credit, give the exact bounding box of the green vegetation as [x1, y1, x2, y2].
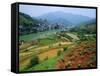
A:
[57, 50, 62, 56]
[30, 56, 39, 66]
[19, 29, 60, 42]
[63, 47, 68, 51]
[19, 12, 39, 25]
[66, 64, 71, 69]
[24, 56, 39, 70]
[39, 38, 57, 46]
[19, 12, 96, 72]
[19, 12, 40, 35]
[27, 57, 58, 71]
[77, 64, 81, 68]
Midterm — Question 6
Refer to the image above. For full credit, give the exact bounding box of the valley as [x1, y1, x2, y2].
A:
[19, 11, 96, 72]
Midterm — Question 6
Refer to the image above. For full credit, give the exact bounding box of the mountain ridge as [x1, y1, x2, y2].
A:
[36, 11, 94, 25]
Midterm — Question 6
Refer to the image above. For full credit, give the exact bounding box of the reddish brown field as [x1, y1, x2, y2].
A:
[56, 42, 96, 69]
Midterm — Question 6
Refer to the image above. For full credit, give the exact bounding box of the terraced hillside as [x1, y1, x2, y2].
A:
[18, 12, 96, 72]
[56, 41, 96, 69]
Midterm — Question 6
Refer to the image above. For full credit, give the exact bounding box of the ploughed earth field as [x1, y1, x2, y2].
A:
[19, 30, 96, 71]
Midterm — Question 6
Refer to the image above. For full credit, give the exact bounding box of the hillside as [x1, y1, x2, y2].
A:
[70, 19, 96, 34]
[19, 12, 96, 35]
[19, 12, 52, 35]
[37, 11, 93, 26]
[19, 12, 39, 25]
[19, 12, 40, 35]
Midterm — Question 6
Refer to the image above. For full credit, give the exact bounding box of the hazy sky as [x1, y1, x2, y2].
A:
[19, 4, 96, 18]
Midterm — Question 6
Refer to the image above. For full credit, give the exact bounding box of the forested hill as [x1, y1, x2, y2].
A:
[70, 19, 96, 34]
[19, 12, 66, 35]
[19, 12, 39, 25]
[19, 12, 57, 35]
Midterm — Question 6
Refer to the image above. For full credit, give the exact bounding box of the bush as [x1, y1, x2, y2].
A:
[24, 49, 29, 52]
[77, 64, 81, 68]
[66, 64, 71, 69]
[31, 56, 39, 65]
[57, 50, 62, 56]
[59, 43, 61, 46]
[27, 56, 39, 69]
[63, 47, 68, 51]
[87, 63, 94, 67]
[91, 55, 96, 61]
[75, 40, 81, 45]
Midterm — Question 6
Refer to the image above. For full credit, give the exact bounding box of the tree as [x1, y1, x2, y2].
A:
[31, 56, 39, 65]
[63, 47, 68, 51]
[28, 56, 39, 68]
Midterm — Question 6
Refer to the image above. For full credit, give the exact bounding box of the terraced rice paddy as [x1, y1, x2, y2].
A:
[19, 30, 96, 71]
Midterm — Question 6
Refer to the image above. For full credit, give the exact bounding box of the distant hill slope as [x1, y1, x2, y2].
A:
[70, 19, 96, 34]
[19, 12, 60, 35]
[19, 12, 39, 25]
[37, 11, 93, 26]
[19, 12, 96, 35]
[19, 12, 41, 35]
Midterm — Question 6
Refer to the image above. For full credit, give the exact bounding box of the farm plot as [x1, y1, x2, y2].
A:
[19, 41, 72, 71]
[56, 41, 96, 69]
[19, 29, 60, 41]
[19, 33, 79, 71]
